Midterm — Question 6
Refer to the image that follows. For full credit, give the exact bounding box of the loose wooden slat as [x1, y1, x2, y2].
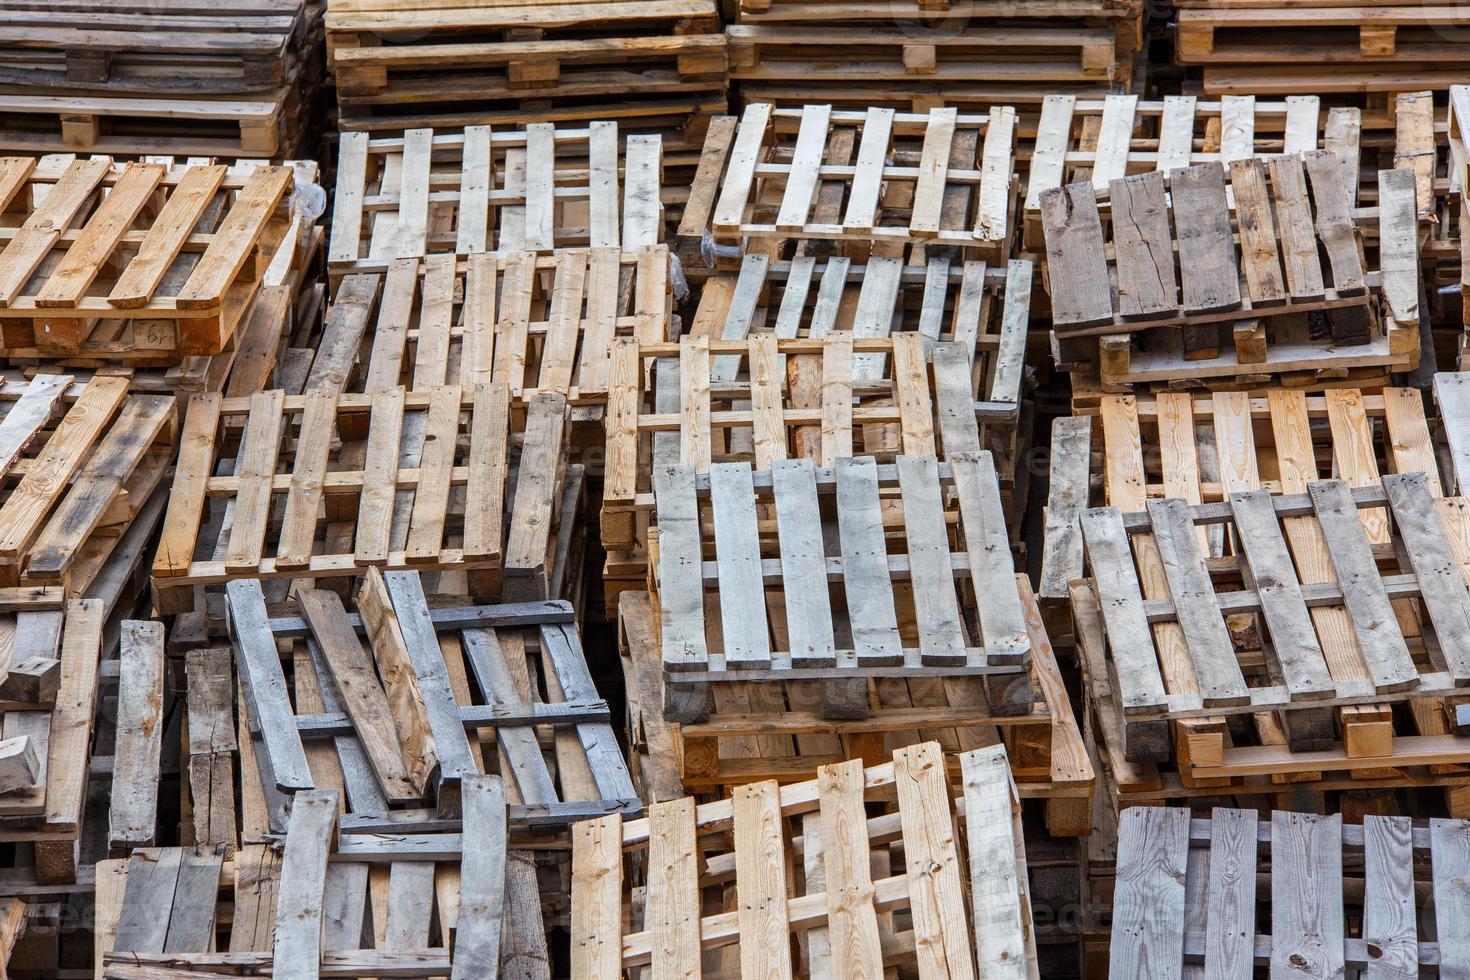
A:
[652, 463, 707, 670]
[1039, 183, 1113, 328]
[1170, 162, 1240, 316]
[108, 621, 165, 849]
[1383, 472, 1470, 683]
[275, 389, 339, 571]
[734, 779, 793, 979]
[712, 103, 774, 234]
[1110, 171, 1177, 320]
[1306, 480, 1418, 692]
[272, 790, 338, 980]
[961, 745, 1029, 980]
[645, 797, 701, 980]
[709, 462, 772, 669]
[1147, 497, 1248, 706]
[451, 775, 507, 980]
[951, 452, 1028, 666]
[1270, 811, 1344, 980]
[893, 742, 974, 980]
[1109, 806, 1189, 979]
[1362, 815, 1416, 980]
[778, 104, 832, 233]
[897, 455, 965, 666]
[1227, 157, 1286, 306]
[1432, 818, 1470, 977]
[223, 390, 286, 574]
[1039, 416, 1092, 602]
[1228, 489, 1335, 700]
[227, 579, 313, 793]
[1203, 807, 1256, 978]
[771, 458, 835, 667]
[572, 814, 623, 980]
[300, 589, 417, 804]
[1079, 507, 1169, 713]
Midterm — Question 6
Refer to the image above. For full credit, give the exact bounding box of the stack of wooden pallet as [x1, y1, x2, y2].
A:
[1042, 382, 1470, 822]
[1175, 1, 1470, 125]
[324, 0, 726, 180]
[0, 1, 323, 156]
[1041, 156, 1421, 396]
[726, 0, 1146, 115]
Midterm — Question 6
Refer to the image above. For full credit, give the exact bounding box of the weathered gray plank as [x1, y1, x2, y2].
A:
[109, 620, 166, 848]
[1362, 815, 1416, 980]
[1109, 806, 1189, 979]
[897, 455, 967, 665]
[227, 579, 313, 792]
[1079, 507, 1169, 713]
[1039, 416, 1091, 601]
[451, 775, 508, 980]
[835, 457, 903, 667]
[771, 458, 836, 666]
[1383, 472, 1470, 683]
[1270, 811, 1344, 980]
[1171, 162, 1241, 315]
[651, 463, 708, 670]
[709, 462, 772, 669]
[951, 452, 1028, 666]
[1432, 817, 1470, 976]
[273, 790, 338, 980]
[1203, 808, 1256, 980]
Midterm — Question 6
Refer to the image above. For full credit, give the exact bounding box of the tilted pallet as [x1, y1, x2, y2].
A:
[0, 1, 309, 94]
[152, 384, 570, 612]
[697, 103, 1018, 262]
[324, 0, 725, 145]
[1042, 155, 1400, 336]
[650, 453, 1032, 707]
[0, 157, 293, 356]
[1021, 93, 1364, 247]
[571, 741, 1037, 978]
[618, 576, 1094, 833]
[1109, 806, 1470, 977]
[308, 246, 672, 417]
[1041, 387, 1441, 603]
[327, 123, 664, 276]
[228, 570, 638, 838]
[0, 374, 174, 605]
[98, 779, 536, 977]
[1076, 474, 1470, 779]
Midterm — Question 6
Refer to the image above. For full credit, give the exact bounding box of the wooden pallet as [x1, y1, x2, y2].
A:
[327, 123, 664, 277]
[1042, 387, 1441, 603]
[0, 1, 309, 95]
[0, 156, 295, 357]
[98, 779, 536, 977]
[229, 570, 639, 837]
[1022, 94, 1364, 248]
[571, 740, 1039, 978]
[0, 374, 174, 605]
[618, 578, 1094, 833]
[1041, 156, 1417, 339]
[650, 453, 1032, 702]
[1178, 4, 1470, 64]
[697, 103, 1018, 262]
[311, 246, 672, 414]
[1076, 472, 1470, 777]
[151, 384, 569, 612]
[1109, 806, 1470, 977]
[570, 743, 1034, 980]
[325, 0, 725, 136]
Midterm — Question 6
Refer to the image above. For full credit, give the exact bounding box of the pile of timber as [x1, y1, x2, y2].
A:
[1107, 806, 1470, 976]
[1041, 157, 1422, 395]
[1175, 0, 1470, 122]
[323, 0, 726, 176]
[0, 1, 322, 156]
[678, 103, 1019, 275]
[1043, 383, 1470, 815]
[725, 0, 1145, 115]
[327, 123, 665, 279]
[571, 740, 1038, 978]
